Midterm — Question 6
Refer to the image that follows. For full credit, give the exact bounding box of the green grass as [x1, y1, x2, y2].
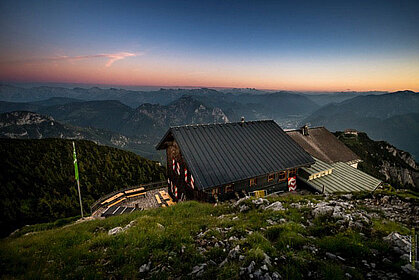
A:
[371, 219, 411, 236]
[9, 215, 81, 238]
[0, 195, 413, 279]
[1, 201, 231, 279]
[316, 231, 371, 260]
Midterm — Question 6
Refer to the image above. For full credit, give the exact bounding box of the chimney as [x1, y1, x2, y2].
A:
[301, 124, 309, 136]
[241, 116, 245, 123]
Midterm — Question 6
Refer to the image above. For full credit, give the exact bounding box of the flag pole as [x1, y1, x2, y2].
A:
[73, 141, 84, 218]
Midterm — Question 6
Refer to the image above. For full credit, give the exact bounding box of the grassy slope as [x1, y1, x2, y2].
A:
[0, 193, 413, 280]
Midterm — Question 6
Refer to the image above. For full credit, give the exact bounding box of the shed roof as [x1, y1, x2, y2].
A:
[301, 157, 334, 175]
[157, 120, 314, 190]
[300, 160, 382, 193]
[286, 127, 361, 164]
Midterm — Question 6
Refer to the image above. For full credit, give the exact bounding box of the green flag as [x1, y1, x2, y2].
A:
[73, 142, 79, 181]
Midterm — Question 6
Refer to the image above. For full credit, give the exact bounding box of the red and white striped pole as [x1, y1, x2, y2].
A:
[177, 162, 180, 175]
[191, 175, 195, 189]
[184, 168, 188, 182]
[174, 185, 178, 199]
[172, 159, 175, 171]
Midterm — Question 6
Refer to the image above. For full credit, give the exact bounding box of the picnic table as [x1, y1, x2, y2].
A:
[159, 190, 171, 200]
[166, 199, 176, 206]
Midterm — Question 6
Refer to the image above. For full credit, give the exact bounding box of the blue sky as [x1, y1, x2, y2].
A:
[1, 0, 418, 91]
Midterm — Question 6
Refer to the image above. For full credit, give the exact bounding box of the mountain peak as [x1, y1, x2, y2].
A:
[391, 90, 416, 95]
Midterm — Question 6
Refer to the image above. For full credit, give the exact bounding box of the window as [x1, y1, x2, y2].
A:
[224, 184, 233, 193]
[268, 173, 275, 182]
[250, 178, 256, 186]
[212, 188, 219, 195]
[288, 168, 297, 177]
[278, 171, 286, 182]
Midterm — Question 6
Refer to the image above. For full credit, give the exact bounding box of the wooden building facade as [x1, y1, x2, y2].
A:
[156, 120, 315, 202]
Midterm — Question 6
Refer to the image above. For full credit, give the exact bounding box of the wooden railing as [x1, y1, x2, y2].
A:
[90, 180, 166, 213]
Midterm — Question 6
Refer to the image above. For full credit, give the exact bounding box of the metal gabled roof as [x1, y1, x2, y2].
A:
[157, 120, 315, 190]
[301, 161, 382, 193]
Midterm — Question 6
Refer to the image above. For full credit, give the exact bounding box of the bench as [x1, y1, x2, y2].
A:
[155, 194, 162, 204]
[108, 197, 126, 208]
[126, 192, 146, 199]
[101, 192, 124, 205]
[125, 187, 145, 194]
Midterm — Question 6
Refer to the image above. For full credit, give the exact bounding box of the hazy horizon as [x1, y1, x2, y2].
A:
[2, 81, 413, 95]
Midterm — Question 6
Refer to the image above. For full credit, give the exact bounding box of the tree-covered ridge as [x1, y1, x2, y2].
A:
[0, 139, 165, 236]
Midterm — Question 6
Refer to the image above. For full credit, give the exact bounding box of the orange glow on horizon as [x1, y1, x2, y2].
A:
[1, 54, 418, 92]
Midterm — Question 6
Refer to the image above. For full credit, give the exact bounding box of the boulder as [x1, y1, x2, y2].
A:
[383, 232, 411, 255]
[234, 197, 248, 207]
[401, 264, 419, 278]
[139, 261, 151, 273]
[263, 253, 272, 266]
[272, 272, 281, 280]
[312, 203, 334, 217]
[247, 261, 255, 274]
[190, 263, 207, 275]
[252, 198, 269, 206]
[325, 252, 337, 260]
[261, 264, 268, 271]
[123, 220, 136, 231]
[265, 201, 284, 211]
[240, 204, 251, 212]
[228, 245, 240, 259]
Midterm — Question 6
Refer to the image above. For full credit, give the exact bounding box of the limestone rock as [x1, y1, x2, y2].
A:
[265, 201, 284, 211]
[108, 227, 123, 235]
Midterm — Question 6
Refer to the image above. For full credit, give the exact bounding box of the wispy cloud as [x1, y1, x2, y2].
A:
[3, 52, 141, 67]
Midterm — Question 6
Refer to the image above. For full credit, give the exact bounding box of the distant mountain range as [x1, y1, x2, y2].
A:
[304, 90, 419, 159]
[299, 91, 387, 106]
[0, 96, 231, 160]
[1, 84, 417, 160]
[0, 95, 229, 135]
[0, 84, 323, 121]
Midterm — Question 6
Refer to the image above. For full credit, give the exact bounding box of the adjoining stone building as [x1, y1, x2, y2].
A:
[286, 126, 362, 168]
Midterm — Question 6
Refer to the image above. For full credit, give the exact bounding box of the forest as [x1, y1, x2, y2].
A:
[0, 139, 165, 237]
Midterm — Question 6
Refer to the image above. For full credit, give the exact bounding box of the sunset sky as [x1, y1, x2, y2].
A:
[0, 0, 418, 91]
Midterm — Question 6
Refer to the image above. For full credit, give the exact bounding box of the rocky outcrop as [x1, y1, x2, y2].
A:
[380, 146, 419, 189]
[337, 131, 419, 190]
[380, 161, 418, 188]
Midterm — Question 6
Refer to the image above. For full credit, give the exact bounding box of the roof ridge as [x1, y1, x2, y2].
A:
[285, 126, 326, 132]
[169, 119, 274, 129]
